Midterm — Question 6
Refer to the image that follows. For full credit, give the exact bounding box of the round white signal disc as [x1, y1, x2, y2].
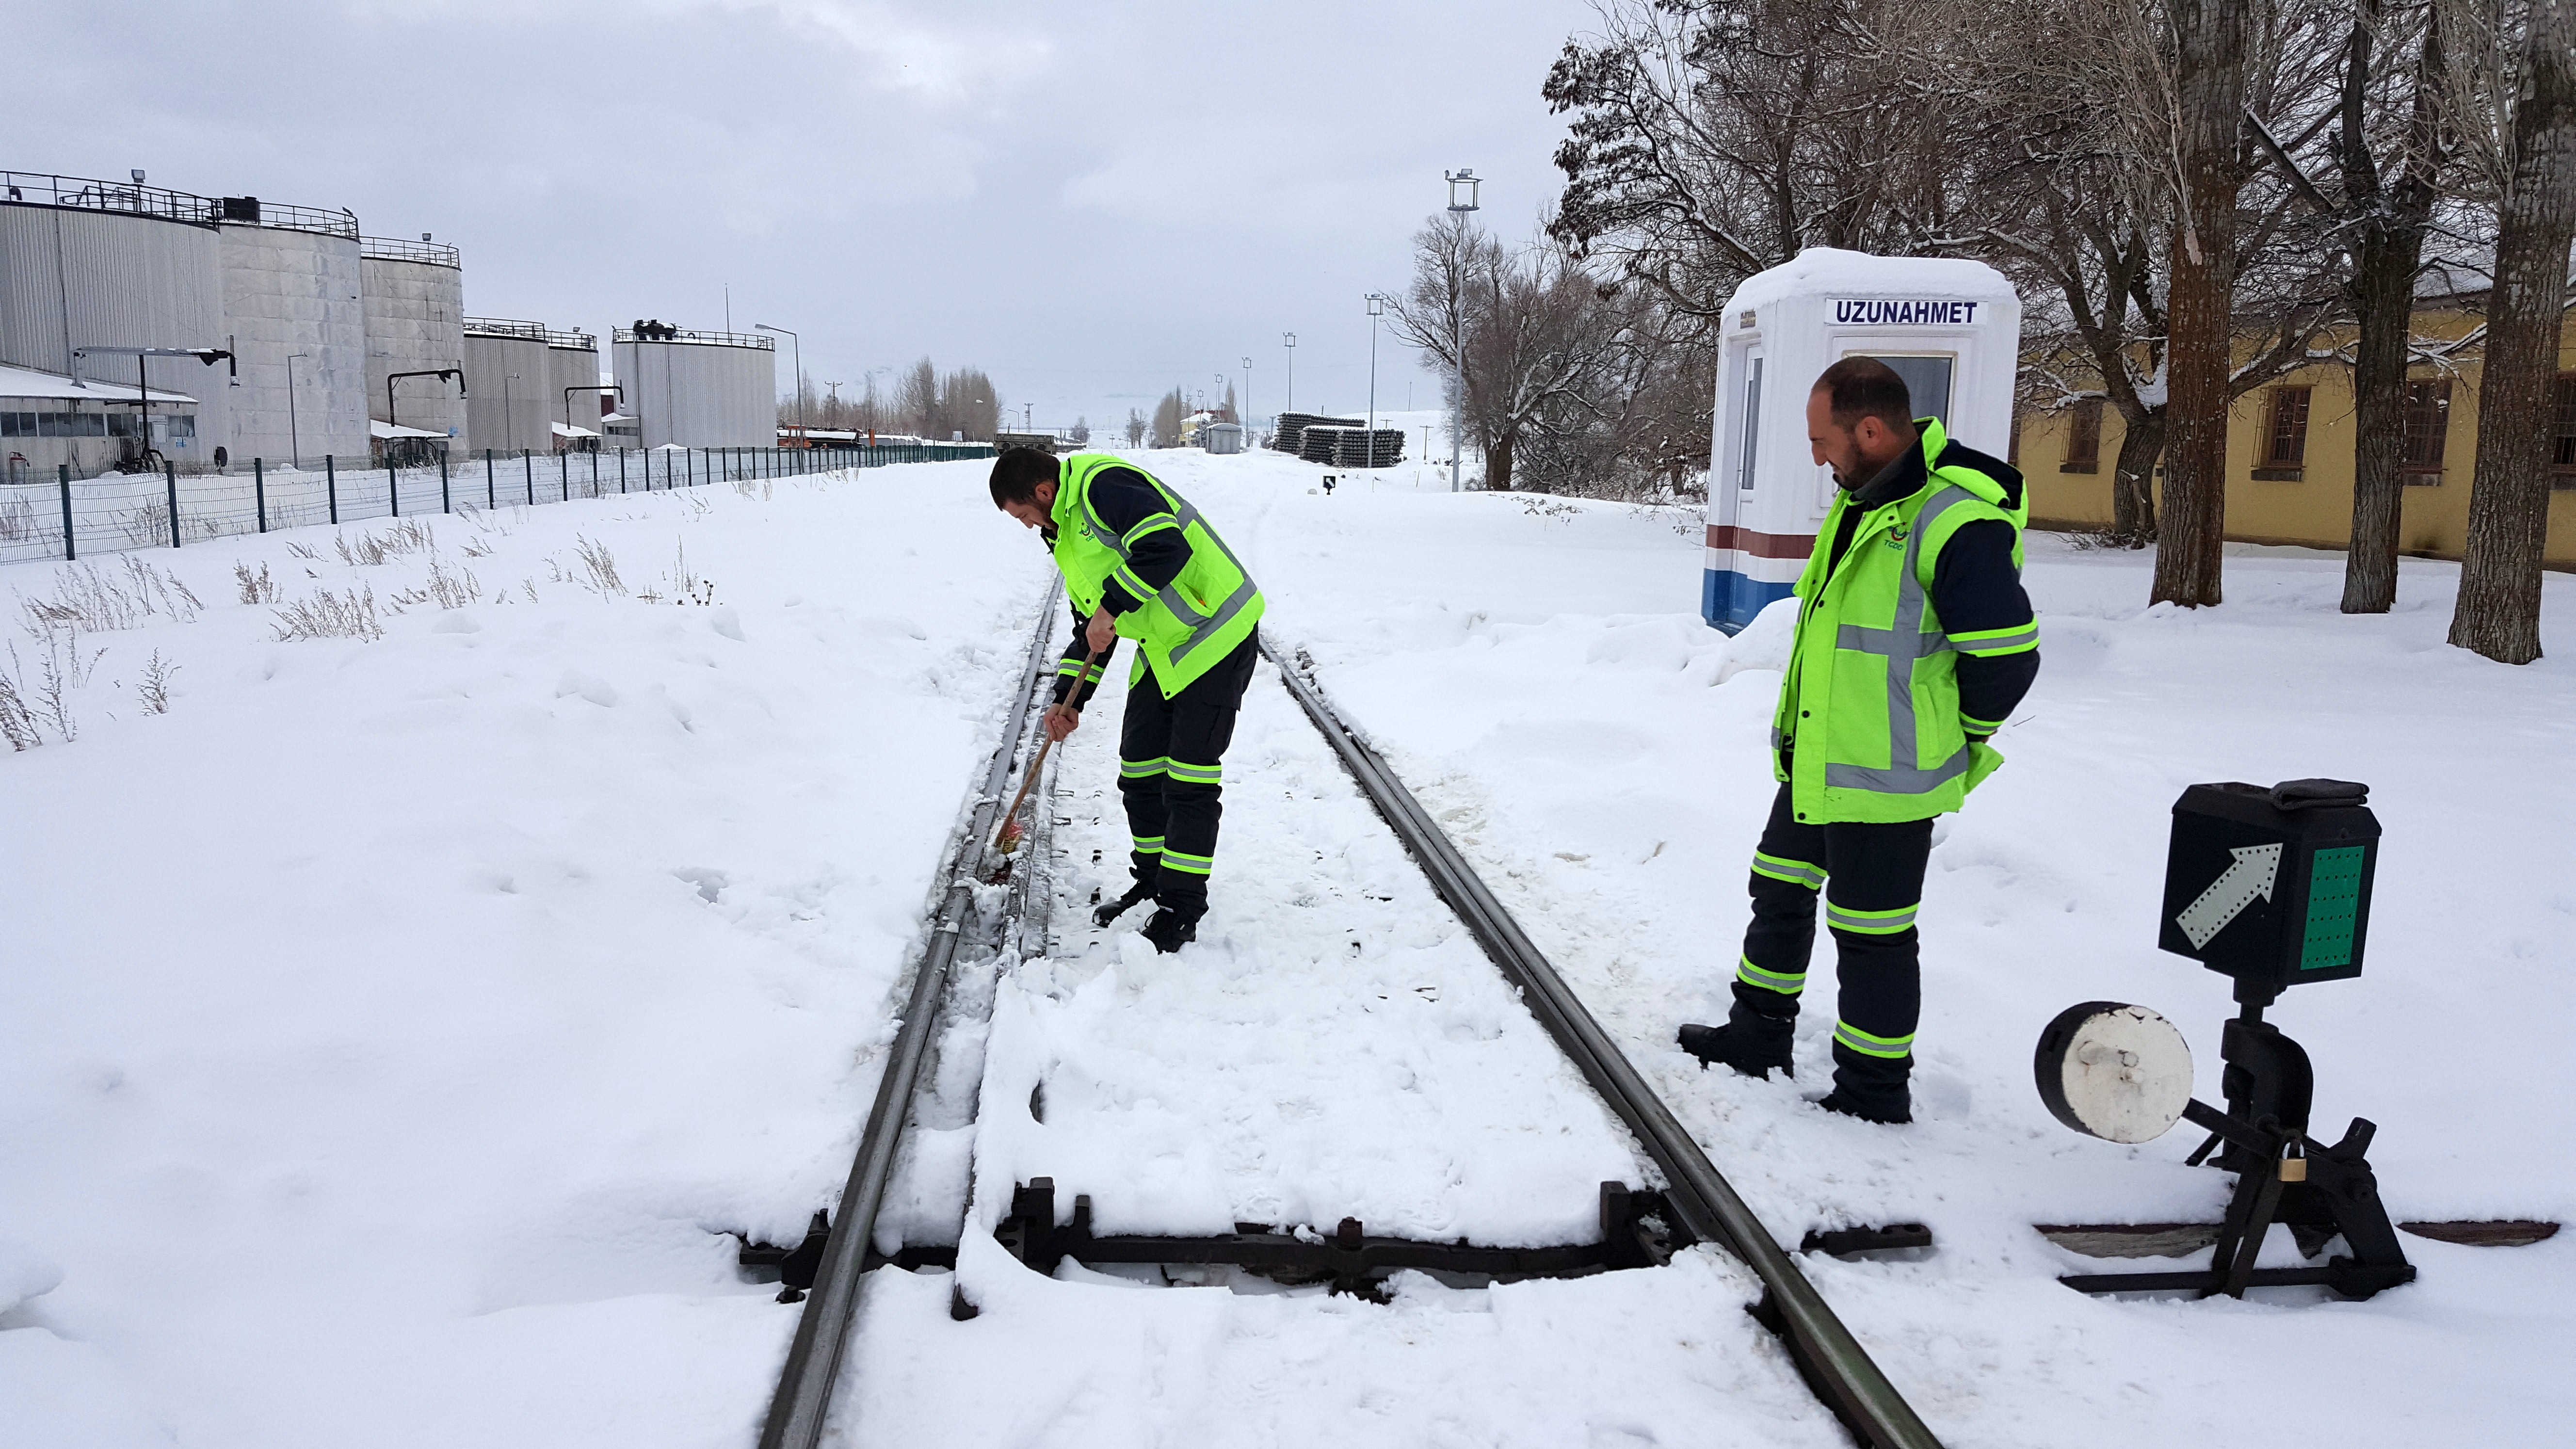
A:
[2033, 1002, 2194, 1143]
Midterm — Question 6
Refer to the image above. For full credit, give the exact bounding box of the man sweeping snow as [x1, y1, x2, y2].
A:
[1679, 358, 2040, 1123]
[991, 447, 1267, 953]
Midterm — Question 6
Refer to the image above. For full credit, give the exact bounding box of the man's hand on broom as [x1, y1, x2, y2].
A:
[1043, 703, 1081, 742]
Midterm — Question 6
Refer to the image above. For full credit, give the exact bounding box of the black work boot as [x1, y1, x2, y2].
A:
[1139, 907, 1199, 954]
[1816, 1042, 1912, 1124]
[1093, 880, 1157, 928]
[1677, 994, 1796, 1079]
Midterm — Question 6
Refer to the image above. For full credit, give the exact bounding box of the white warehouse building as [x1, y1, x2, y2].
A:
[613, 325, 775, 449]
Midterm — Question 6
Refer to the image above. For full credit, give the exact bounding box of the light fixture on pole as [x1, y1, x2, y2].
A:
[1283, 332, 1296, 415]
[1365, 292, 1387, 468]
[754, 323, 802, 431]
[1444, 167, 1480, 493]
[1241, 355, 1254, 437]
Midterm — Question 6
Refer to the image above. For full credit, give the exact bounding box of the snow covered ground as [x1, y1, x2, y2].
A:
[0, 466, 1050, 1447]
[5, 443, 2572, 1447]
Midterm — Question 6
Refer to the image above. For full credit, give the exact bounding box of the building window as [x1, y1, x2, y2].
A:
[2266, 386, 2310, 466]
[2400, 379, 2450, 482]
[2061, 398, 2102, 473]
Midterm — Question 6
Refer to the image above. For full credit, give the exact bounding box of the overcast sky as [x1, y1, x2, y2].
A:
[7, 0, 1595, 434]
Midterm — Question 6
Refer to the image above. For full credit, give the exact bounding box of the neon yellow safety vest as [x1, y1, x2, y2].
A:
[1050, 453, 1266, 698]
[1772, 419, 2037, 823]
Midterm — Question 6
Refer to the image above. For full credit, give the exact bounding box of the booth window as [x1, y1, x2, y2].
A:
[2061, 398, 2102, 473]
[2399, 380, 2450, 483]
[2253, 386, 2310, 480]
[2552, 374, 2576, 488]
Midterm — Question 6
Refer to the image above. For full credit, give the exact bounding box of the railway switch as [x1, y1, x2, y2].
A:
[2033, 779, 2415, 1301]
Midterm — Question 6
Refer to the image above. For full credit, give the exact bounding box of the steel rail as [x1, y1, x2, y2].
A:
[756, 583, 1063, 1449]
[1261, 639, 1943, 1449]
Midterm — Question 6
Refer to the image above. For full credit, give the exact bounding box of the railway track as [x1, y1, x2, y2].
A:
[754, 596, 1944, 1449]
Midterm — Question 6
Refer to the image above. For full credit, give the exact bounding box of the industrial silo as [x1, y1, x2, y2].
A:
[462, 318, 555, 456]
[613, 325, 776, 449]
[0, 173, 231, 467]
[546, 328, 602, 447]
[219, 196, 369, 465]
[361, 235, 467, 452]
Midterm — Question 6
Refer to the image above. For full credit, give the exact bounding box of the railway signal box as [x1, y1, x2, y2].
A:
[2158, 779, 2380, 1003]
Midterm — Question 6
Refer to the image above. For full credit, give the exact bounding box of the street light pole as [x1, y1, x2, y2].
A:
[1365, 293, 1386, 467]
[1241, 355, 1254, 438]
[1283, 332, 1296, 415]
[755, 323, 802, 431]
[288, 353, 308, 469]
[1444, 168, 1481, 492]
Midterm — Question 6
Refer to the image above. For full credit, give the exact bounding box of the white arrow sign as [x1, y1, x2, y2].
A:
[2177, 842, 2282, 950]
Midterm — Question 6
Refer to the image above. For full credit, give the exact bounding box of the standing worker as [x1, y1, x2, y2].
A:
[1678, 358, 2040, 1123]
[990, 447, 1267, 953]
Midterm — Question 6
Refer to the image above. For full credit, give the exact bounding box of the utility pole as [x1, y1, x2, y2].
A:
[1365, 293, 1385, 467]
[1444, 168, 1480, 493]
[1241, 355, 1254, 436]
[1283, 332, 1296, 415]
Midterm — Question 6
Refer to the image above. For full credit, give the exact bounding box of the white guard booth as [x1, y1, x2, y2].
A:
[1702, 248, 2022, 633]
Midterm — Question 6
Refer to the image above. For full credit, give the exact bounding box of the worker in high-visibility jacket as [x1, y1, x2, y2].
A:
[1679, 357, 2040, 1123]
[991, 447, 1266, 953]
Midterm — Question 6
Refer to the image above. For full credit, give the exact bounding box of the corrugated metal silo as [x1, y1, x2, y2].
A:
[219, 201, 369, 464]
[462, 319, 556, 456]
[361, 236, 467, 451]
[546, 330, 601, 442]
[613, 326, 776, 449]
[0, 176, 232, 465]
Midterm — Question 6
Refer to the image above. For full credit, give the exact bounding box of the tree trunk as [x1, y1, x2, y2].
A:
[2153, 0, 2250, 607]
[2450, 0, 2576, 663]
[2342, 6, 2445, 614]
[1487, 430, 1517, 493]
[2341, 226, 2425, 612]
[2110, 408, 2167, 545]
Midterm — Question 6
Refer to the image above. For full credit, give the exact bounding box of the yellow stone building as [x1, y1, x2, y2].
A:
[2014, 301, 2576, 568]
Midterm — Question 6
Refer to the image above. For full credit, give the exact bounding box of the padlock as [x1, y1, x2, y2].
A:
[2278, 1141, 2308, 1183]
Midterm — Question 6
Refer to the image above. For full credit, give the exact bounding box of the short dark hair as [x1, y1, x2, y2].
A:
[1812, 357, 1915, 434]
[989, 446, 1061, 507]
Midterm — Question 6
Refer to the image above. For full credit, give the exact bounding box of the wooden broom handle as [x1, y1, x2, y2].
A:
[993, 645, 1103, 848]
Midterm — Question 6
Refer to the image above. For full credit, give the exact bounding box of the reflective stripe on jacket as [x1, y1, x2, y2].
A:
[1772, 418, 2037, 823]
[1050, 453, 1266, 698]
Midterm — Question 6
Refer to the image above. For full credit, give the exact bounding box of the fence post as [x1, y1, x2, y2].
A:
[523, 450, 533, 506]
[440, 451, 451, 514]
[484, 448, 496, 509]
[326, 454, 339, 525]
[619, 448, 627, 494]
[255, 458, 268, 532]
[590, 449, 599, 497]
[164, 460, 181, 547]
[388, 454, 400, 519]
[561, 452, 569, 503]
[59, 464, 75, 561]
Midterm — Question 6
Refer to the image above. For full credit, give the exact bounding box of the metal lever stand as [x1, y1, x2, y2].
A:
[2062, 993, 2415, 1300]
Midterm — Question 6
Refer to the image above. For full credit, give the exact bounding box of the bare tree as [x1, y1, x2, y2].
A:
[1124, 408, 1148, 447]
[2445, 0, 2576, 662]
[2335, 0, 2452, 612]
[1069, 416, 1091, 445]
[1151, 387, 1185, 447]
[896, 359, 937, 435]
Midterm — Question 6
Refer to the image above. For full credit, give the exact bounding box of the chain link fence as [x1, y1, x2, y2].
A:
[0, 443, 997, 567]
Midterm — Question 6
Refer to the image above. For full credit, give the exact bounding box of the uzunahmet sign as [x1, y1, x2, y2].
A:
[1831, 298, 1984, 326]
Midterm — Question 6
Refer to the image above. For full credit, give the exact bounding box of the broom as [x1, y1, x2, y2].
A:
[992, 645, 1104, 856]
